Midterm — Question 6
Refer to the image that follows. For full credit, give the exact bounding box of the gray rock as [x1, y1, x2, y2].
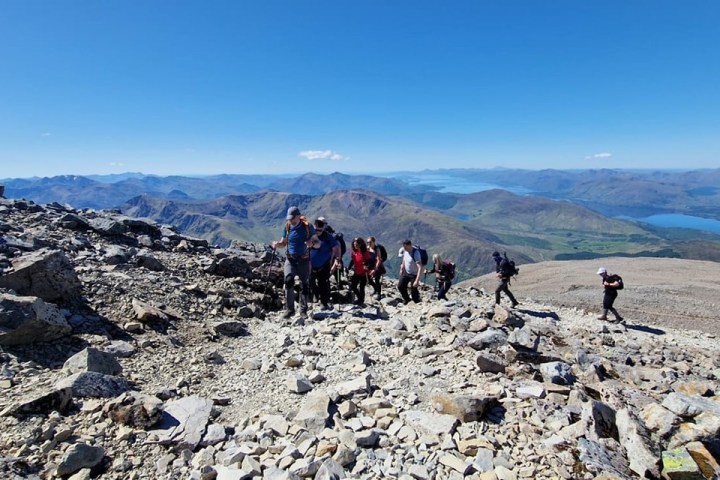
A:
[5, 386, 73, 416]
[336, 373, 372, 398]
[0, 249, 83, 304]
[314, 458, 346, 480]
[287, 374, 313, 394]
[401, 410, 458, 436]
[475, 353, 507, 373]
[135, 251, 165, 271]
[662, 391, 720, 418]
[56, 371, 130, 398]
[432, 394, 497, 422]
[467, 328, 508, 350]
[539, 361, 575, 385]
[106, 340, 136, 358]
[148, 395, 213, 450]
[63, 347, 123, 376]
[615, 408, 661, 479]
[89, 217, 128, 235]
[293, 391, 331, 433]
[102, 245, 129, 265]
[56, 443, 105, 476]
[0, 293, 72, 345]
[213, 320, 248, 337]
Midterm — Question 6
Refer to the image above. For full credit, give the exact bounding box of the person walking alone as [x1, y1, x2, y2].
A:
[493, 251, 518, 308]
[597, 267, 624, 323]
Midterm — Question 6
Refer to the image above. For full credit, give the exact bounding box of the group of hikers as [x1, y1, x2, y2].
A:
[270, 206, 457, 319]
[271, 205, 624, 323]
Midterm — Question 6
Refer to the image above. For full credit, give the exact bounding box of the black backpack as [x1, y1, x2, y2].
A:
[441, 260, 456, 281]
[413, 245, 429, 265]
[499, 254, 519, 278]
[334, 232, 347, 257]
[376, 244, 388, 262]
[610, 274, 624, 290]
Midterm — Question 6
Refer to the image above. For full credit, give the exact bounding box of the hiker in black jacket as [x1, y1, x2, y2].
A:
[493, 251, 518, 308]
[597, 267, 624, 323]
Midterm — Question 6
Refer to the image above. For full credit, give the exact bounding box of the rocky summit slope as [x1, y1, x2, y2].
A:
[1, 196, 720, 480]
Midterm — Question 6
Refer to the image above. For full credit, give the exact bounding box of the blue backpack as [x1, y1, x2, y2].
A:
[413, 245, 429, 265]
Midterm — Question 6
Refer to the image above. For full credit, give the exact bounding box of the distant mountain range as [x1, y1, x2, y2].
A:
[3, 169, 720, 280]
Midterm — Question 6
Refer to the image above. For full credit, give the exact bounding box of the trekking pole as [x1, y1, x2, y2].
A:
[262, 247, 278, 301]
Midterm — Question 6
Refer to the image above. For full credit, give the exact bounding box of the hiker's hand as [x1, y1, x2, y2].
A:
[412, 279, 419, 288]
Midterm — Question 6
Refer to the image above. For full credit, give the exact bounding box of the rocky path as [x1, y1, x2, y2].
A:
[2, 197, 720, 480]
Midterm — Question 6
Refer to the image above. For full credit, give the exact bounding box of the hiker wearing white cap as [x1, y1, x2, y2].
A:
[597, 267, 624, 323]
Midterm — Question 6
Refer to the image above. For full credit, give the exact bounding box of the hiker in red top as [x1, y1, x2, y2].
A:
[349, 237, 374, 306]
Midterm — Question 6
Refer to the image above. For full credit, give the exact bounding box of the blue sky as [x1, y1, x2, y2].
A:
[1, 1, 719, 178]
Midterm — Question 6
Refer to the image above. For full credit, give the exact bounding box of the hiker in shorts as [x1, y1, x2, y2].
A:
[271, 206, 319, 319]
[493, 251, 518, 307]
[309, 218, 340, 310]
[366, 236, 387, 300]
[429, 253, 452, 300]
[398, 239, 424, 304]
[597, 267, 624, 323]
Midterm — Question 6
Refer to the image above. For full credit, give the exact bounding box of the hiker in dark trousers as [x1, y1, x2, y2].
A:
[429, 253, 452, 300]
[271, 206, 319, 320]
[348, 237, 373, 306]
[597, 267, 624, 323]
[366, 236, 386, 300]
[493, 251, 518, 307]
[309, 218, 340, 310]
[398, 239, 424, 304]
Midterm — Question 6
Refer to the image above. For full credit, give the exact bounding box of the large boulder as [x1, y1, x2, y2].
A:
[0, 293, 72, 345]
[0, 249, 83, 304]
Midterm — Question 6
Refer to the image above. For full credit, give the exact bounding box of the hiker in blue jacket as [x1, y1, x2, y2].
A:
[272, 206, 319, 319]
[309, 218, 340, 310]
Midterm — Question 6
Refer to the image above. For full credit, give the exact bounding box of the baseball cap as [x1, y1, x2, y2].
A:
[286, 206, 301, 220]
[597, 267, 607, 275]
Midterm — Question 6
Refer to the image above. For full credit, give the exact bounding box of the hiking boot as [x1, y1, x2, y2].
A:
[374, 294, 381, 301]
[282, 310, 295, 319]
[321, 303, 333, 311]
[597, 315, 608, 320]
[511, 301, 519, 308]
[611, 316, 625, 324]
[299, 310, 308, 319]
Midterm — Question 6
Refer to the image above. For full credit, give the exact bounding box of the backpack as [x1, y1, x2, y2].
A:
[441, 260, 456, 281]
[413, 245, 429, 266]
[376, 244, 388, 262]
[334, 232, 347, 257]
[364, 251, 377, 270]
[499, 254, 519, 278]
[285, 215, 311, 240]
[610, 274, 624, 290]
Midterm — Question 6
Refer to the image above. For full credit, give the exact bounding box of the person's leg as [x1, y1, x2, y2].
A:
[284, 260, 296, 315]
[373, 271, 382, 298]
[410, 282, 421, 303]
[318, 262, 332, 306]
[495, 279, 503, 304]
[606, 290, 622, 320]
[437, 281, 449, 300]
[357, 276, 367, 304]
[398, 275, 411, 303]
[350, 274, 361, 302]
[297, 260, 311, 315]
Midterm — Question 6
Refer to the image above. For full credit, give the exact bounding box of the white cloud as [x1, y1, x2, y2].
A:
[298, 150, 348, 161]
[41, 132, 51, 137]
[585, 152, 613, 160]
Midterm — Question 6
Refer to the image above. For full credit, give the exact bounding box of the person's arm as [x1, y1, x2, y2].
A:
[413, 251, 424, 286]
